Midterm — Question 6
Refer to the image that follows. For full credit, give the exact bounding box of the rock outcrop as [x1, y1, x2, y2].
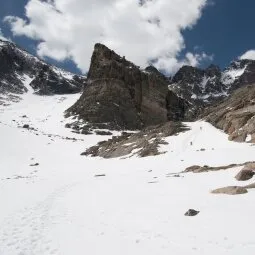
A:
[81, 121, 189, 158]
[67, 43, 189, 130]
[204, 83, 255, 142]
[211, 186, 248, 195]
[235, 169, 255, 181]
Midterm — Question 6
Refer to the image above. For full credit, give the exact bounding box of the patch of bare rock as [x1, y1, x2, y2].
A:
[204, 83, 255, 143]
[211, 186, 248, 195]
[184, 162, 255, 195]
[183, 163, 251, 173]
[184, 209, 200, 216]
[235, 163, 255, 181]
[81, 122, 189, 158]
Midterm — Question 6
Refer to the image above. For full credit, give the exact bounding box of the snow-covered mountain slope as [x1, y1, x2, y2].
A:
[1, 92, 255, 255]
[169, 59, 255, 106]
[0, 39, 86, 105]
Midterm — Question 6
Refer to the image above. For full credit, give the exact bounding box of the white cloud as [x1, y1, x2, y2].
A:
[240, 50, 255, 61]
[4, 0, 211, 74]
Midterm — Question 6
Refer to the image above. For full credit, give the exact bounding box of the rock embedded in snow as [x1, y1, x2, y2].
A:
[244, 182, 255, 189]
[205, 83, 255, 142]
[81, 121, 189, 158]
[95, 130, 113, 136]
[184, 209, 200, 216]
[30, 163, 39, 167]
[235, 169, 255, 181]
[184, 163, 244, 173]
[211, 186, 248, 195]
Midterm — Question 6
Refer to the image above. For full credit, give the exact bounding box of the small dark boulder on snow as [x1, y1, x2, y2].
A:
[23, 124, 30, 129]
[185, 209, 200, 216]
[30, 163, 39, 167]
[95, 130, 113, 136]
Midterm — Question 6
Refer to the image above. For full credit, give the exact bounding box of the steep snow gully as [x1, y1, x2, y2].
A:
[1, 91, 255, 255]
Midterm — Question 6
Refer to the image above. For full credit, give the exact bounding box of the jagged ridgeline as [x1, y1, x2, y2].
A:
[0, 39, 85, 98]
[66, 43, 189, 130]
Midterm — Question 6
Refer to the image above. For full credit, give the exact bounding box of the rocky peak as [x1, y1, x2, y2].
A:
[222, 59, 255, 91]
[205, 64, 221, 77]
[170, 64, 224, 106]
[0, 39, 85, 101]
[172, 65, 204, 84]
[87, 43, 138, 80]
[67, 43, 189, 130]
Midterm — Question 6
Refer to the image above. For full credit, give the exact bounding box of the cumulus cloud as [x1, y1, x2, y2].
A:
[240, 50, 255, 61]
[4, 0, 211, 74]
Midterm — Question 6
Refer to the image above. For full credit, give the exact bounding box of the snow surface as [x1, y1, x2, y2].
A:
[221, 66, 247, 85]
[1, 92, 255, 255]
[52, 66, 76, 81]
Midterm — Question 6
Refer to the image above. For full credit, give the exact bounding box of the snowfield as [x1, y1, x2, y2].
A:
[1, 91, 255, 255]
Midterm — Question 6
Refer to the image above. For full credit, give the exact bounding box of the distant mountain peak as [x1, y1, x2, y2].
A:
[0, 39, 86, 104]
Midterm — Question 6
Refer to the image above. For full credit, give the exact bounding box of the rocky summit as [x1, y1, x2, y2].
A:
[66, 43, 189, 130]
[0, 39, 85, 103]
[169, 59, 255, 107]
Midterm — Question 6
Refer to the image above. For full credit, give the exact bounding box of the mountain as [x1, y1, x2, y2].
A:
[0, 39, 86, 105]
[66, 43, 189, 130]
[169, 59, 255, 107]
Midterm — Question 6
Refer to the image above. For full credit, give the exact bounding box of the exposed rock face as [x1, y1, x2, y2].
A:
[204, 83, 255, 142]
[0, 39, 85, 102]
[67, 43, 189, 130]
[170, 65, 223, 106]
[81, 122, 189, 158]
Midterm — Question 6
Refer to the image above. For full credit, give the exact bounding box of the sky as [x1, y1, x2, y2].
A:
[0, 0, 255, 75]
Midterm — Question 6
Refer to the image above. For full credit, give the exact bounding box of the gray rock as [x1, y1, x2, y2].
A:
[185, 209, 200, 216]
[235, 169, 255, 181]
[66, 43, 189, 130]
[211, 186, 248, 195]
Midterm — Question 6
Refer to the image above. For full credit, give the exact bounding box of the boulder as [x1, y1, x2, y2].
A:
[211, 186, 248, 195]
[244, 183, 255, 189]
[235, 169, 255, 181]
[184, 209, 200, 216]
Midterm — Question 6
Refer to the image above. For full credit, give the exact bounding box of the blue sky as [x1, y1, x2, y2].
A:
[0, 0, 255, 74]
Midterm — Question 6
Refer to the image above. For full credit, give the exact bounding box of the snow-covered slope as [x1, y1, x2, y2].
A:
[1, 92, 255, 255]
[0, 39, 86, 105]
